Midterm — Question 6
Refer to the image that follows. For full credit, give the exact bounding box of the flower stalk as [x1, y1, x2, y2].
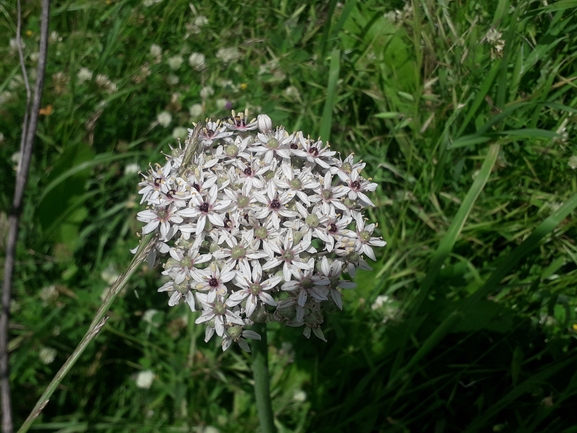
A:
[251, 322, 276, 433]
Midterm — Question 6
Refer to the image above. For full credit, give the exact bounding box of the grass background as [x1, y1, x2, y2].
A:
[2, 0, 577, 431]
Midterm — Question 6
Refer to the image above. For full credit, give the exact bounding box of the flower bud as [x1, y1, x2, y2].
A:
[257, 114, 272, 133]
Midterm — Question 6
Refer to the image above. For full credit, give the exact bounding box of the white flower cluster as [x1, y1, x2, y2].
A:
[136, 110, 385, 351]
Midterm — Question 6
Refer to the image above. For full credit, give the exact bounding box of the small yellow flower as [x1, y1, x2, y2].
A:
[572, 324, 577, 332]
[240, 83, 248, 90]
[26, 30, 33, 36]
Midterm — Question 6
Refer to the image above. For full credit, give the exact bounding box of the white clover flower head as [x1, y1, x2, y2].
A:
[49, 31, 61, 43]
[172, 127, 188, 140]
[569, 155, 577, 170]
[142, 309, 161, 327]
[39, 347, 57, 365]
[216, 98, 228, 110]
[39, 285, 58, 304]
[9, 38, 23, 54]
[194, 15, 209, 27]
[167, 55, 184, 70]
[166, 74, 179, 86]
[186, 16, 209, 35]
[484, 27, 505, 59]
[199, 86, 214, 99]
[189, 103, 203, 118]
[77, 67, 93, 83]
[188, 52, 206, 70]
[0, 91, 15, 105]
[95, 74, 117, 93]
[150, 44, 162, 56]
[216, 47, 241, 63]
[135, 109, 385, 352]
[284, 85, 300, 100]
[135, 370, 155, 389]
[157, 111, 172, 128]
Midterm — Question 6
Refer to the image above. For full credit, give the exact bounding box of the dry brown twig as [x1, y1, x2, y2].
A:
[1, 0, 51, 432]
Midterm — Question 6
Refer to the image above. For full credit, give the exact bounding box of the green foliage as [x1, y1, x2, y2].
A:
[2, 0, 577, 431]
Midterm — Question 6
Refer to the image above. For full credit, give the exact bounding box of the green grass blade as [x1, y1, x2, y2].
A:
[465, 192, 577, 308]
[389, 144, 501, 381]
[37, 151, 144, 205]
[319, 48, 341, 142]
[463, 352, 577, 432]
[456, 63, 500, 137]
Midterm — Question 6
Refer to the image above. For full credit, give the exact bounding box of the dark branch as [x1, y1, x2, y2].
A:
[1, 1, 51, 432]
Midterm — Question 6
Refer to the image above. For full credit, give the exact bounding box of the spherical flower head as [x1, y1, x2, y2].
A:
[77, 67, 93, 84]
[150, 44, 162, 58]
[200, 86, 214, 99]
[216, 47, 241, 63]
[157, 111, 172, 128]
[188, 52, 206, 70]
[135, 108, 385, 352]
[569, 155, 577, 170]
[189, 103, 203, 118]
[167, 55, 184, 70]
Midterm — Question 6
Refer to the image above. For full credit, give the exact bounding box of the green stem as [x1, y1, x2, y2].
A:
[251, 322, 276, 433]
[17, 233, 156, 433]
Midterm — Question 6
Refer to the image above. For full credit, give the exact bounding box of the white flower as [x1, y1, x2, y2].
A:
[569, 155, 577, 170]
[186, 16, 209, 35]
[194, 16, 209, 27]
[257, 114, 272, 133]
[142, 309, 161, 327]
[157, 111, 172, 128]
[77, 67, 93, 83]
[95, 74, 116, 93]
[39, 285, 58, 304]
[284, 85, 300, 99]
[199, 86, 214, 99]
[0, 91, 14, 105]
[216, 98, 227, 110]
[189, 103, 203, 118]
[172, 127, 188, 140]
[188, 52, 206, 70]
[137, 204, 182, 240]
[216, 47, 241, 63]
[9, 38, 23, 54]
[49, 31, 61, 43]
[39, 347, 57, 365]
[135, 108, 385, 350]
[166, 74, 179, 85]
[135, 370, 155, 389]
[101, 264, 119, 285]
[167, 55, 184, 70]
[227, 261, 280, 317]
[150, 44, 162, 62]
[195, 292, 244, 337]
[124, 163, 139, 176]
[10, 152, 20, 167]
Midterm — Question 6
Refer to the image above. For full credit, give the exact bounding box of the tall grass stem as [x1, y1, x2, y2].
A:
[17, 233, 156, 433]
